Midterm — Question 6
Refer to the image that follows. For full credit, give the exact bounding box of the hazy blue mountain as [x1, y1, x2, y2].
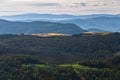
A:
[1, 13, 120, 22]
[0, 13, 79, 21]
[59, 16, 120, 32]
[87, 28, 108, 32]
[0, 19, 85, 34]
[0, 13, 120, 32]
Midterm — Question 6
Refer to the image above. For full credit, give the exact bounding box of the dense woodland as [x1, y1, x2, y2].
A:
[0, 54, 120, 80]
[0, 33, 120, 63]
[0, 33, 120, 80]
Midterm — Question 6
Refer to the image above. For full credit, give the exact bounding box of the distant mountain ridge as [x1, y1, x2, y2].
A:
[0, 19, 85, 34]
[59, 16, 120, 32]
[0, 13, 120, 32]
[1, 13, 120, 21]
[0, 13, 79, 21]
[87, 28, 108, 32]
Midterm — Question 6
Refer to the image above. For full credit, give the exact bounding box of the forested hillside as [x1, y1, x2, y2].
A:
[0, 33, 120, 80]
[0, 19, 85, 34]
[0, 33, 120, 63]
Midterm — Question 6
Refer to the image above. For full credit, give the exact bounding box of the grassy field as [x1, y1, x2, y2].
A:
[22, 64, 47, 68]
[59, 64, 98, 70]
[22, 64, 99, 71]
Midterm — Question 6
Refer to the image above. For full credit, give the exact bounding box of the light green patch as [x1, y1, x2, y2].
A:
[22, 64, 99, 70]
[59, 64, 98, 70]
[22, 64, 47, 68]
[114, 51, 120, 56]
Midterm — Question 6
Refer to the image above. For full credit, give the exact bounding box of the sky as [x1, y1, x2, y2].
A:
[0, 0, 120, 15]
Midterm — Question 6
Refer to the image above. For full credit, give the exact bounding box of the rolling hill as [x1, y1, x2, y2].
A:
[0, 33, 120, 80]
[0, 19, 85, 34]
[1, 13, 120, 32]
[0, 33, 120, 63]
[87, 28, 108, 32]
[59, 16, 120, 32]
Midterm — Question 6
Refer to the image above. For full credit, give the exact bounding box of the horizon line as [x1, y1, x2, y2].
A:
[0, 13, 120, 16]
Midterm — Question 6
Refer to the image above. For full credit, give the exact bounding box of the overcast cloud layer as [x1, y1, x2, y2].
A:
[0, 0, 120, 15]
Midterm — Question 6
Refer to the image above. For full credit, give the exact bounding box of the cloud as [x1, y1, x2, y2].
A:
[80, 2, 86, 6]
[93, 4, 99, 6]
[69, 2, 86, 7]
[93, 3, 108, 6]
[29, 3, 60, 7]
[0, 0, 120, 15]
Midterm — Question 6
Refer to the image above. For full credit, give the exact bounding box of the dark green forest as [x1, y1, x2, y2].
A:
[0, 33, 120, 80]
